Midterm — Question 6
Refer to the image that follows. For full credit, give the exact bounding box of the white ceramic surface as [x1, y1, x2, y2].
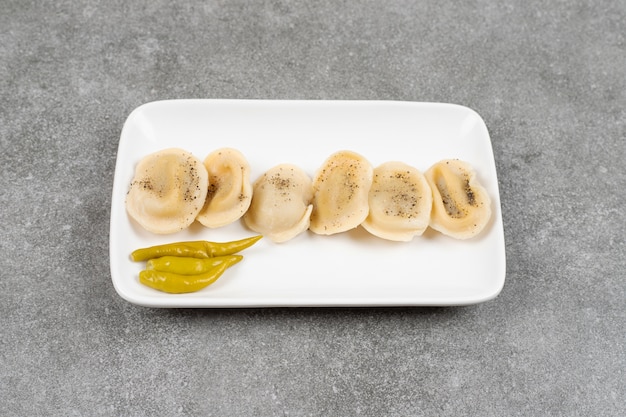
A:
[110, 100, 506, 307]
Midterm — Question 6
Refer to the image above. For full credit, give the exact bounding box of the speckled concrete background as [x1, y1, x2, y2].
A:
[1, 1, 624, 416]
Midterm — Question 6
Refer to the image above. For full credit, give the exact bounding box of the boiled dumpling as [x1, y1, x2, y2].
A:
[243, 164, 313, 242]
[196, 148, 253, 228]
[424, 159, 491, 239]
[126, 148, 209, 234]
[309, 150, 373, 235]
[361, 161, 432, 241]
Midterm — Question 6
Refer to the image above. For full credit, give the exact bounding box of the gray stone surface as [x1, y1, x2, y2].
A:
[1, 0, 624, 416]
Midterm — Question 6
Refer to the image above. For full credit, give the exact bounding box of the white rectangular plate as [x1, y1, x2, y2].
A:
[110, 100, 506, 308]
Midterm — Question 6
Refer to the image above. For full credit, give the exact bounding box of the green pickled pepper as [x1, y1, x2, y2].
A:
[146, 255, 242, 275]
[130, 235, 262, 262]
[139, 255, 242, 294]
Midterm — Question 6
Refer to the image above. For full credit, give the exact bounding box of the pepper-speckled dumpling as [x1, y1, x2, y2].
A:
[309, 150, 373, 235]
[362, 161, 432, 241]
[243, 164, 314, 243]
[126, 148, 209, 234]
[196, 148, 253, 228]
[424, 159, 491, 239]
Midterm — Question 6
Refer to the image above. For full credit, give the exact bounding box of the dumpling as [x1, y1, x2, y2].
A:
[126, 148, 208, 234]
[361, 161, 432, 241]
[309, 150, 373, 235]
[424, 159, 491, 239]
[196, 148, 253, 228]
[243, 164, 313, 243]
